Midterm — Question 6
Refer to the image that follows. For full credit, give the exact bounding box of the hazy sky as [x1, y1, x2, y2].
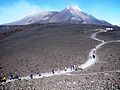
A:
[0, 0, 120, 25]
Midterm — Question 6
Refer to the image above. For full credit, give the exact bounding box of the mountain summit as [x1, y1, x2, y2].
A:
[66, 6, 82, 12]
[7, 6, 111, 25]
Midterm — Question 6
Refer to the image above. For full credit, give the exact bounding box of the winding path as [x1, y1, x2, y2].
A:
[3, 29, 120, 84]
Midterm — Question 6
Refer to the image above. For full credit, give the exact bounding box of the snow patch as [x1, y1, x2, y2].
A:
[66, 5, 83, 11]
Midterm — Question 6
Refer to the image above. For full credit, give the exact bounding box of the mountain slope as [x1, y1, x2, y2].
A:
[7, 6, 111, 25]
[49, 6, 111, 25]
[8, 11, 58, 25]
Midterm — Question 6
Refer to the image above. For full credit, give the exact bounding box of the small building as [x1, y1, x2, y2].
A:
[106, 28, 113, 32]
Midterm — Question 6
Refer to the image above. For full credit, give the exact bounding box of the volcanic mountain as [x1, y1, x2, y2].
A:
[7, 6, 111, 25]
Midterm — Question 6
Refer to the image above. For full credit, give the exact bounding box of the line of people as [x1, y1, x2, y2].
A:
[0, 73, 21, 83]
[30, 65, 80, 79]
[0, 64, 83, 83]
[0, 64, 81, 83]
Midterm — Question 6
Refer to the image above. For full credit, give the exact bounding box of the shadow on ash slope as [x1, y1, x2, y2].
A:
[3, 29, 120, 84]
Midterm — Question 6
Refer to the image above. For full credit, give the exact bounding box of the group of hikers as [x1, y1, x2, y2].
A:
[0, 73, 21, 83]
[0, 64, 81, 83]
[30, 64, 80, 79]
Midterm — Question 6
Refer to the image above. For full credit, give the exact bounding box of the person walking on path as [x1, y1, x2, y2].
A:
[10, 73, 14, 80]
[52, 69, 54, 74]
[70, 66, 73, 71]
[74, 65, 78, 71]
[73, 65, 76, 70]
[39, 73, 41, 76]
[93, 54, 95, 59]
[30, 74, 33, 79]
[64, 67, 67, 71]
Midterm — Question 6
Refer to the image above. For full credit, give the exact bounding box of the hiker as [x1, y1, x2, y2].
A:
[2, 75, 6, 83]
[10, 73, 14, 80]
[52, 69, 54, 74]
[70, 66, 73, 71]
[39, 74, 41, 76]
[93, 50, 95, 54]
[30, 74, 33, 79]
[64, 67, 67, 71]
[74, 65, 78, 71]
[0, 75, 7, 83]
[93, 55, 95, 59]
[73, 65, 75, 70]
